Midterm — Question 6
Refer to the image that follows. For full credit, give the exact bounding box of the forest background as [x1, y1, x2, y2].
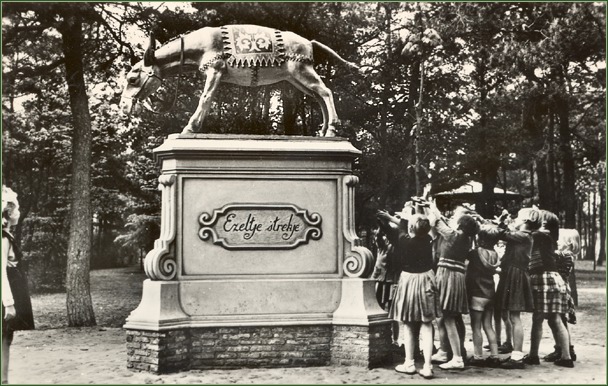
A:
[1, 2, 605, 327]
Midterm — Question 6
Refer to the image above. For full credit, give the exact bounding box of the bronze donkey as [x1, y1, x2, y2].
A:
[120, 25, 358, 137]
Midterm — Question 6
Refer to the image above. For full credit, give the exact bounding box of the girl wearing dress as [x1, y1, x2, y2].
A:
[377, 206, 438, 379]
[427, 202, 478, 370]
[495, 208, 537, 369]
[2, 186, 35, 384]
[371, 227, 401, 347]
[466, 225, 502, 368]
[371, 228, 400, 312]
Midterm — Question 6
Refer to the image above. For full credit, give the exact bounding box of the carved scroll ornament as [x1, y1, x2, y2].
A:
[342, 175, 374, 278]
[144, 175, 178, 280]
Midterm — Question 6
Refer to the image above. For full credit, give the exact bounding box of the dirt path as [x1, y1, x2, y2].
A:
[8, 324, 606, 384]
[7, 266, 606, 384]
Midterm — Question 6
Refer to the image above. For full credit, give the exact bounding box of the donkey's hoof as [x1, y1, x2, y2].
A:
[324, 127, 337, 137]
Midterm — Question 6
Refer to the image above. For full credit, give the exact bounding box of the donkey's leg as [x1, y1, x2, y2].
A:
[290, 64, 339, 137]
[183, 66, 224, 134]
[287, 78, 330, 136]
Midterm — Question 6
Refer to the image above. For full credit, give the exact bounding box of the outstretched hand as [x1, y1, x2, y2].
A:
[402, 201, 414, 211]
[499, 209, 510, 221]
[376, 210, 391, 221]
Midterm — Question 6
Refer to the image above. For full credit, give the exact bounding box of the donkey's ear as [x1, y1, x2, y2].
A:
[130, 54, 139, 66]
[143, 32, 156, 66]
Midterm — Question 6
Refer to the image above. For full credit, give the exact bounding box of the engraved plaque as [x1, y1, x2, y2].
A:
[198, 204, 322, 250]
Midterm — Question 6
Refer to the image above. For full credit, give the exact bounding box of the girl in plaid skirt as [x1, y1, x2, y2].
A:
[525, 210, 573, 368]
[543, 229, 579, 362]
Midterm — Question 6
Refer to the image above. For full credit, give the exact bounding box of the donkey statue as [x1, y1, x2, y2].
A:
[120, 25, 359, 137]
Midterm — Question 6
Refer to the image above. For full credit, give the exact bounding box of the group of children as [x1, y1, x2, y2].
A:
[373, 199, 578, 379]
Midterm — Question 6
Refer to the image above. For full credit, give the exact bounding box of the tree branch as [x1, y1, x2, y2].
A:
[3, 58, 65, 79]
[92, 4, 137, 62]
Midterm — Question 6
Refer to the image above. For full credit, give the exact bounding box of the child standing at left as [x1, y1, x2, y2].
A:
[377, 204, 439, 379]
[2, 186, 35, 384]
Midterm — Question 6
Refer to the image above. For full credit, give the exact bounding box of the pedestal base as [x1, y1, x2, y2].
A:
[126, 322, 392, 373]
[125, 135, 393, 373]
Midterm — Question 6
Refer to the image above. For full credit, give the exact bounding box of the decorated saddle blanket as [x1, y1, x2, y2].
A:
[221, 25, 286, 67]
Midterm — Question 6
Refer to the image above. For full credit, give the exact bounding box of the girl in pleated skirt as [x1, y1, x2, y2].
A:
[429, 207, 479, 370]
[378, 208, 438, 379]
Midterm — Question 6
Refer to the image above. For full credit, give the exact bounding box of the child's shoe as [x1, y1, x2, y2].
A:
[431, 349, 449, 364]
[570, 345, 577, 361]
[439, 357, 465, 370]
[554, 358, 574, 368]
[498, 341, 513, 354]
[543, 345, 561, 362]
[523, 354, 540, 365]
[485, 356, 502, 368]
[418, 366, 434, 379]
[395, 362, 417, 375]
[500, 357, 525, 369]
[468, 356, 487, 367]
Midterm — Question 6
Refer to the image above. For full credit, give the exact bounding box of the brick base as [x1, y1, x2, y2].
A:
[126, 323, 392, 373]
[330, 324, 393, 367]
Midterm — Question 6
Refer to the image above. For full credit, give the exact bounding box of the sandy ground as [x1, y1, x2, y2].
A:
[6, 267, 607, 384]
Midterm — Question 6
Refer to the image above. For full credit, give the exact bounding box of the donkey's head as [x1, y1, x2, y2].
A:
[119, 34, 164, 117]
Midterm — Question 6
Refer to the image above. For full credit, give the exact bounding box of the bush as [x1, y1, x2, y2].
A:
[19, 216, 67, 294]
[114, 213, 160, 267]
[91, 226, 123, 269]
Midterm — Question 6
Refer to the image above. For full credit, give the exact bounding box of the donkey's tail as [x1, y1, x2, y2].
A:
[311, 40, 359, 72]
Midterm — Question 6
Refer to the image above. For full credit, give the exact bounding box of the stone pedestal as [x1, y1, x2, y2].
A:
[124, 134, 392, 373]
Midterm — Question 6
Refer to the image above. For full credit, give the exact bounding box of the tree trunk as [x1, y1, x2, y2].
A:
[249, 90, 258, 121]
[589, 191, 597, 263]
[598, 184, 606, 266]
[554, 156, 562, 220]
[378, 4, 393, 207]
[479, 162, 500, 218]
[282, 84, 298, 135]
[555, 95, 577, 228]
[501, 164, 508, 209]
[414, 60, 424, 196]
[591, 191, 598, 265]
[60, 12, 96, 327]
[546, 115, 557, 213]
[584, 193, 595, 260]
[530, 163, 535, 205]
[536, 157, 553, 210]
[262, 87, 271, 123]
